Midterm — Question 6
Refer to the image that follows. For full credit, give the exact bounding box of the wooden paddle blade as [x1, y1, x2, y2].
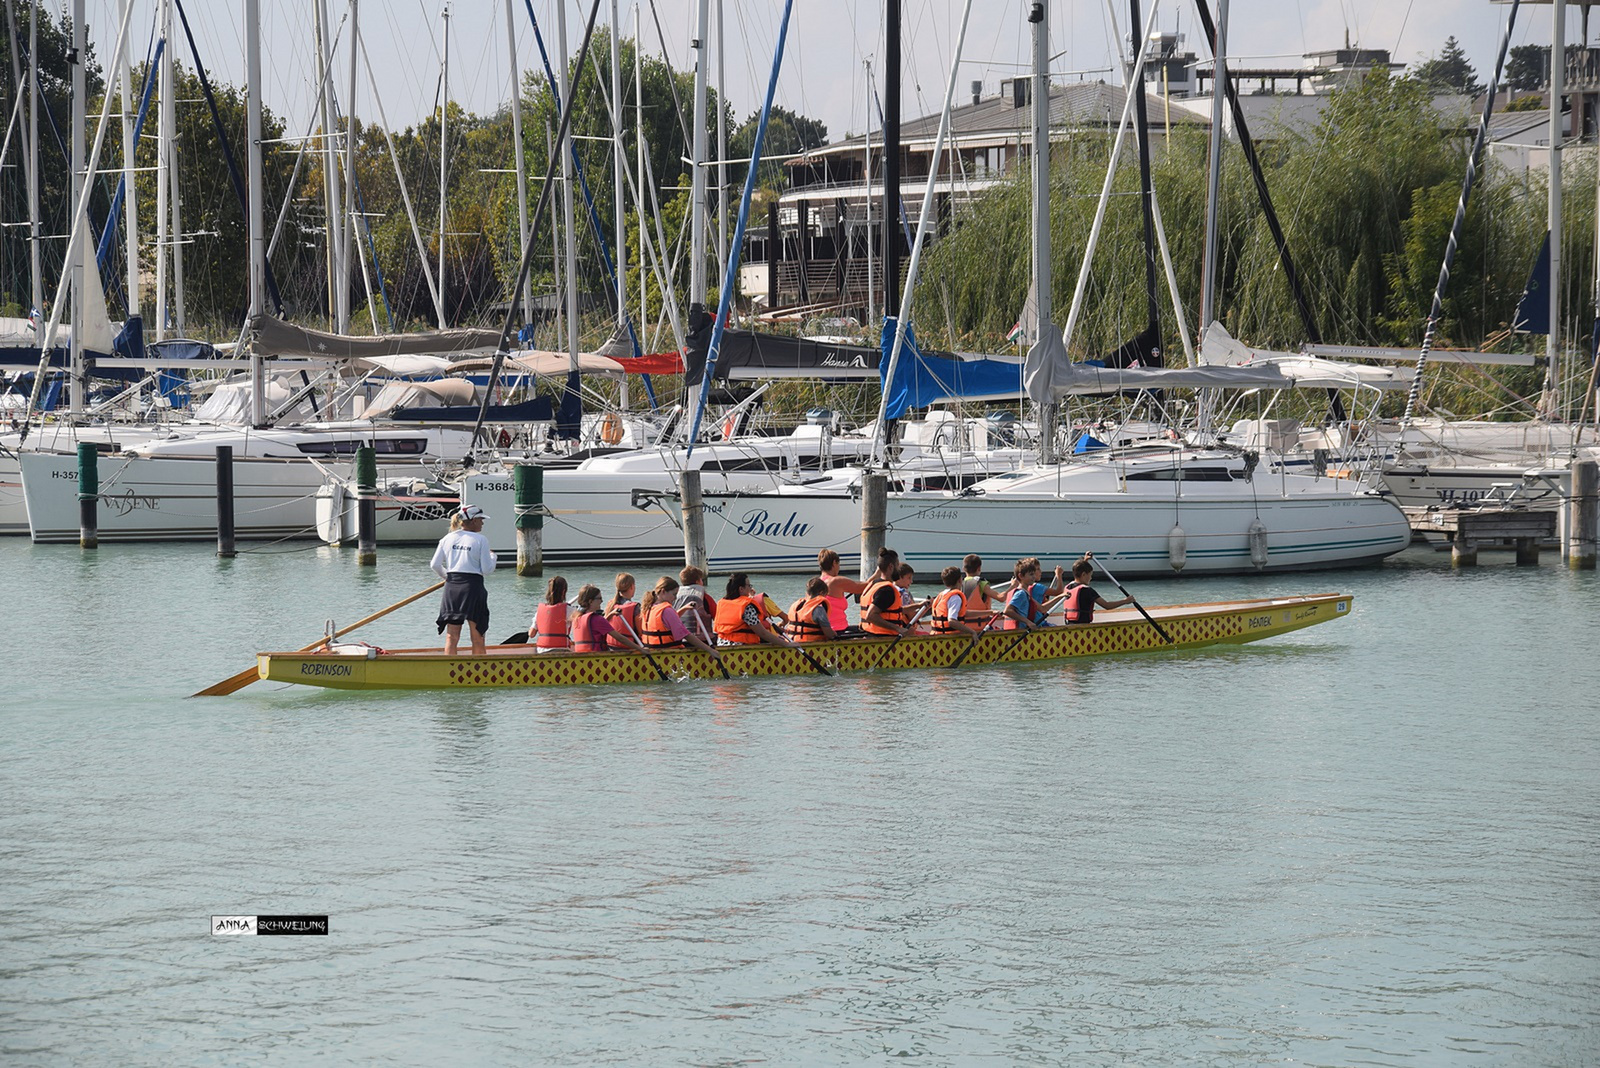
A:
[192, 664, 263, 698]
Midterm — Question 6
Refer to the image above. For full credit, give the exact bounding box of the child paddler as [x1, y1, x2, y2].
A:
[603, 573, 641, 650]
[430, 504, 496, 656]
[862, 562, 925, 636]
[960, 554, 997, 624]
[1062, 555, 1134, 624]
[1000, 556, 1064, 632]
[930, 566, 981, 638]
[787, 577, 838, 642]
[713, 573, 798, 648]
[638, 577, 722, 657]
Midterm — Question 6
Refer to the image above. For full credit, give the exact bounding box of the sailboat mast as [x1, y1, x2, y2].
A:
[340, 0, 359, 333]
[716, 0, 727, 277]
[439, 2, 450, 329]
[245, 0, 266, 426]
[1129, 0, 1159, 351]
[883, 0, 901, 312]
[69, 0, 84, 416]
[557, 0, 578, 371]
[26, 0, 40, 345]
[1199, 0, 1227, 332]
[505, 0, 532, 320]
[611, 0, 626, 335]
[314, 0, 338, 329]
[118, 0, 138, 317]
[689, 0, 710, 323]
[1546, 0, 1565, 419]
[1030, 0, 1053, 464]
[864, 58, 874, 325]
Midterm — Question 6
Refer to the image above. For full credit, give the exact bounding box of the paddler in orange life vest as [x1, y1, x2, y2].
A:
[1000, 556, 1065, 631]
[960, 553, 997, 625]
[1063, 554, 1134, 624]
[637, 576, 723, 659]
[603, 572, 642, 649]
[786, 576, 838, 642]
[930, 565, 981, 638]
[862, 562, 925, 636]
[569, 583, 643, 653]
[712, 573, 798, 648]
[531, 576, 572, 652]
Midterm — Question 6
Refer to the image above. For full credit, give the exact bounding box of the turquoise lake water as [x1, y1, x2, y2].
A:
[2, 538, 1597, 1065]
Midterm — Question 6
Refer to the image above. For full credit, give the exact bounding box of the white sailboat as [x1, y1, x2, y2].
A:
[689, 0, 1410, 577]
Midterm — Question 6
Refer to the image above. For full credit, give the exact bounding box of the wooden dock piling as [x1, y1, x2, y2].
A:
[514, 463, 544, 576]
[859, 470, 888, 581]
[680, 469, 708, 574]
[1569, 460, 1597, 570]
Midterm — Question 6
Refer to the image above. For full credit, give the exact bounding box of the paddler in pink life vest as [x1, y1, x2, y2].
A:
[817, 548, 867, 633]
[604, 572, 642, 650]
[531, 576, 572, 652]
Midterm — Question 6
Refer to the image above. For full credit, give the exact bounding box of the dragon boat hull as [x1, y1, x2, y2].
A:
[257, 593, 1352, 691]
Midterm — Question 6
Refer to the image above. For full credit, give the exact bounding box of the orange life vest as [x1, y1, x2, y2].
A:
[605, 600, 640, 649]
[860, 579, 907, 635]
[820, 574, 854, 630]
[962, 576, 994, 621]
[712, 595, 763, 644]
[571, 609, 607, 653]
[931, 587, 967, 633]
[641, 602, 682, 647]
[787, 595, 831, 642]
[533, 602, 571, 649]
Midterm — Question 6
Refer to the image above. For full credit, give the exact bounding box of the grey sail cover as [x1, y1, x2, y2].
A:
[249, 314, 503, 360]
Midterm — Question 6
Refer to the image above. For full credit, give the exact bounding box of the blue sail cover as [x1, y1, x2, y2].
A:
[878, 318, 1024, 419]
[1512, 230, 1550, 334]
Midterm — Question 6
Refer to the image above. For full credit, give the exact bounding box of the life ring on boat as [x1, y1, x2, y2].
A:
[496, 428, 513, 449]
[721, 413, 738, 440]
[599, 411, 624, 445]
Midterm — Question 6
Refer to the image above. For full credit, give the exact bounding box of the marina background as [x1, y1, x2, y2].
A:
[3, 538, 1597, 1063]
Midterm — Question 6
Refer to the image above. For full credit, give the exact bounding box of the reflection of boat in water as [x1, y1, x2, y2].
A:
[257, 591, 1352, 691]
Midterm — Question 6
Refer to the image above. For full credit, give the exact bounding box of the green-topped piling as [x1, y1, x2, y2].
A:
[514, 463, 543, 575]
[77, 441, 97, 549]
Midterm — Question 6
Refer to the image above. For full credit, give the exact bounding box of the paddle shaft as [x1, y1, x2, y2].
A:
[868, 601, 929, 671]
[192, 580, 447, 697]
[612, 611, 671, 682]
[1088, 557, 1174, 644]
[947, 612, 1004, 669]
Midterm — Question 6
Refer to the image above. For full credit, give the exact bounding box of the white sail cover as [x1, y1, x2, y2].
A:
[1198, 322, 1414, 391]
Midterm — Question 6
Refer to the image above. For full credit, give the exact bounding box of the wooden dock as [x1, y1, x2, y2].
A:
[1402, 506, 1558, 566]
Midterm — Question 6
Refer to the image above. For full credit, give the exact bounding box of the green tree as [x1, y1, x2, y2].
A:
[1411, 36, 1482, 96]
[729, 104, 829, 190]
[1506, 44, 1547, 93]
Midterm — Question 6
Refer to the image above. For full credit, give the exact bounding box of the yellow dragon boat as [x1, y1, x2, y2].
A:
[257, 592, 1351, 691]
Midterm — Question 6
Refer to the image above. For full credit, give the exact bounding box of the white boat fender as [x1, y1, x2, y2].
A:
[1248, 519, 1269, 570]
[1168, 524, 1187, 571]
